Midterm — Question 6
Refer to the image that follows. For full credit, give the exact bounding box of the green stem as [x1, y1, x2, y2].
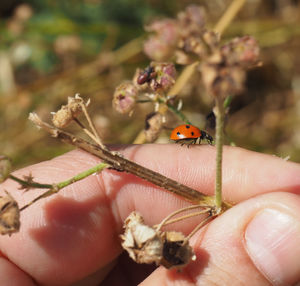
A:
[157, 97, 192, 125]
[9, 175, 53, 189]
[20, 162, 109, 211]
[214, 97, 225, 212]
[166, 102, 192, 125]
[56, 162, 109, 189]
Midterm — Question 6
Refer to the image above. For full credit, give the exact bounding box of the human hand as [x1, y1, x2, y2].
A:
[0, 145, 299, 285]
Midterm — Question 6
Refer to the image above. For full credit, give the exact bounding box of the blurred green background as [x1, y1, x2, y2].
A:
[0, 0, 299, 168]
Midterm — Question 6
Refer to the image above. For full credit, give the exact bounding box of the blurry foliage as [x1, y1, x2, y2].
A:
[0, 0, 299, 168]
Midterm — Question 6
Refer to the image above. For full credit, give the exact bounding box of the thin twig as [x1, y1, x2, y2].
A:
[185, 214, 213, 241]
[155, 204, 210, 231]
[214, 0, 246, 35]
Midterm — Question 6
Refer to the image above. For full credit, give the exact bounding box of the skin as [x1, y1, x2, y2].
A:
[0, 144, 299, 286]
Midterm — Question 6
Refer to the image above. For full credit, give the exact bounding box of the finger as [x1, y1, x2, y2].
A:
[141, 192, 300, 286]
[0, 256, 35, 286]
[0, 145, 299, 285]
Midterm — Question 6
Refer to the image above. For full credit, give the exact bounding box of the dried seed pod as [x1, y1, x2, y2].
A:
[113, 82, 138, 114]
[0, 156, 12, 183]
[52, 96, 83, 128]
[161, 231, 196, 269]
[0, 192, 20, 235]
[121, 212, 163, 265]
[144, 112, 163, 142]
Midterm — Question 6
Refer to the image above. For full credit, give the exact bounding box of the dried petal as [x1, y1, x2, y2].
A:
[0, 192, 20, 235]
[121, 212, 163, 265]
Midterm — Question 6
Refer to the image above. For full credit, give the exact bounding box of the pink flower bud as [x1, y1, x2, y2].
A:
[113, 82, 138, 114]
[149, 62, 176, 92]
[143, 19, 179, 61]
[144, 36, 174, 61]
[177, 5, 206, 36]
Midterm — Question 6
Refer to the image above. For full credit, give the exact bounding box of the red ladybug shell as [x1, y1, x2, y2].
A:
[170, 124, 202, 140]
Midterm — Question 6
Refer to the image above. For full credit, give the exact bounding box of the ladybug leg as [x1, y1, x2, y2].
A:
[186, 138, 196, 148]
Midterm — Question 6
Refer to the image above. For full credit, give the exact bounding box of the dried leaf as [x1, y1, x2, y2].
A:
[0, 192, 20, 235]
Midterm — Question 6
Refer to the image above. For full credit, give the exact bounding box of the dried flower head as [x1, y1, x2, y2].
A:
[200, 51, 246, 98]
[121, 212, 196, 270]
[177, 5, 206, 36]
[144, 112, 163, 142]
[0, 192, 20, 236]
[149, 62, 176, 93]
[143, 5, 209, 64]
[121, 212, 163, 265]
[113, 82, 138, 114]
[161, 231, 196, 269]
[221, 35, 260, 67]
[52, 95, 84, 128]
[144, 19, 179, 61]
[0, 156, 12, 183]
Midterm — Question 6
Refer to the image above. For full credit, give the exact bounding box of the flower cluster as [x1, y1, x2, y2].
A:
[200, 35, 260, 98]
[144, 5, 219, 64]
[113, 62, 176, 142]
[143, 5, 260, 98]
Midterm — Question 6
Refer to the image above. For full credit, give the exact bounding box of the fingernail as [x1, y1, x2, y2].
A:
[245, 208, 300, 286]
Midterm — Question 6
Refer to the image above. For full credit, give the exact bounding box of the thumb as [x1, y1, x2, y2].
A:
[141, 192, 300, 286]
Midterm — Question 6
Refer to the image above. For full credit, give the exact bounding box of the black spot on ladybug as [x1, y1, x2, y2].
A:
[191, 131, 194, 136]
[185, 125, 190, 129]
[177, 132, 181, 136]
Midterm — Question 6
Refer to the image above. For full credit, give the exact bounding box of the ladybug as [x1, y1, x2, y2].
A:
[137, 66, 156, 85]
[170, 124, 213, 146]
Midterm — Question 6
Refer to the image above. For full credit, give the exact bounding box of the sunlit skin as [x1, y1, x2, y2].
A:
[0, 145, 300, 285]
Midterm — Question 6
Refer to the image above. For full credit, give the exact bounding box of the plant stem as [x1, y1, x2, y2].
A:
[29, 113, 218, 207]
[55, 162, 109, 189]
[214, 0, 246, 35]
[20, 162, 109, 211]
[157, 97, 192, 125]
[9, 174, 53, 189]
[214, 97, 225, 212]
